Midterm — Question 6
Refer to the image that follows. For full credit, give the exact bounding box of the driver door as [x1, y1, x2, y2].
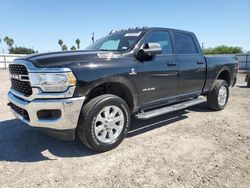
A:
[137, 31, 179, 106]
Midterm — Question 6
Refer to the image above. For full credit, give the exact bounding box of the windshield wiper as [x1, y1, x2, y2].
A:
[99, 49, 117, 52]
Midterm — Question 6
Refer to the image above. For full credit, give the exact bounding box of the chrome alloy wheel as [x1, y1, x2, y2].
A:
[218, 85, 227, 106]
[94, 105, 125, 143]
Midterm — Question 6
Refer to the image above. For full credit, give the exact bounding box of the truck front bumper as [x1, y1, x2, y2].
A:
[8, 91, 85, 131]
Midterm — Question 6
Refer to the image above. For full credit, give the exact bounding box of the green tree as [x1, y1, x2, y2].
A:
[203, 45, 243, 55]
[58, 39, 63, 50]
[9, 47, 37, 54]
[70, 46, 76, 51]
[4, 36, 14, 48]
[62, 44, 68, 51]
[75, 38, 80, 50]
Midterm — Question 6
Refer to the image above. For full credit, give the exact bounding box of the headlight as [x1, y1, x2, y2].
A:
[30, 72, 76, 92]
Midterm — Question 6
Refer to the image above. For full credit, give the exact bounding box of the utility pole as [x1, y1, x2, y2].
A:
[201, 43, 204, 50]
[91, 32, 95, 43]
[3, 48, 7, 69]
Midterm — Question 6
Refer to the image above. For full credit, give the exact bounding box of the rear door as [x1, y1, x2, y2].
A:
[173, 32, 206, 96]
[137, 30, 179, 106]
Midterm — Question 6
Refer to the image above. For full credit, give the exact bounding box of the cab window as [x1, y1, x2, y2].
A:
[143, 31, 172, 54]
[174, 32, 198, 54]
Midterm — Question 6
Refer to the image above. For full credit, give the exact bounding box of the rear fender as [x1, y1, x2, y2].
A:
[210, 66, 231, 92]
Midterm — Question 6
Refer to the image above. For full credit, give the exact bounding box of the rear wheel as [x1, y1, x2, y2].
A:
[77, 94, 130, 152]
[207, 80, 229, 111]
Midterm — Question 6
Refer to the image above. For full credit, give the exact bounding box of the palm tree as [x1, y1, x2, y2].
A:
[71, 46, 76, 51]
[62, 44, 67, 51]
[10, 38, 14, 47]
[75, 39, 80, 50]
[4, 37, 9, 45]
[58, 39, 64, 50]
[4, 36, 14, 48]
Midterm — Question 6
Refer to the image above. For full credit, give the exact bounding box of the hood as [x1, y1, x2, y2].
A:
[16, 50, 104, 68]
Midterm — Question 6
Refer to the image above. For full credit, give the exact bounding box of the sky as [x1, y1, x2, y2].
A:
[0, 0, 250, 53]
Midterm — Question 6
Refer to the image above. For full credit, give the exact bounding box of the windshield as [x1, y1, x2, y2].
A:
[86, 31, 144, 52]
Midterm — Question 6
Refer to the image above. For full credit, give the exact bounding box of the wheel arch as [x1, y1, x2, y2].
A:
[210, 67, 231, 92]
[83, 76, 138, 113]
[216, 69, 231, 86]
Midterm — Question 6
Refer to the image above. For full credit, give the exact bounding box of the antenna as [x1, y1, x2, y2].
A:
[109, 30, 117, 34]
[92, 32, 95, 43]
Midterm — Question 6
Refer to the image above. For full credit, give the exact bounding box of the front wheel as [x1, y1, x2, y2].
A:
[207, 80, 229, 111]
[77, 94, 130, 152]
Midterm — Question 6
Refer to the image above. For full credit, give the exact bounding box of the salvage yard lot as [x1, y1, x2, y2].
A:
[0, 69, 249, 187]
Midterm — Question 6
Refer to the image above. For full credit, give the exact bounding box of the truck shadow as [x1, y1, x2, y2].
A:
[0, 119, 96, 162]
[128, 102, 210, 137]
[237, 85, 249, 89]
[128, 110, 189, 137]
[187, 102, 213, 112]
[0, 103, 208, 162]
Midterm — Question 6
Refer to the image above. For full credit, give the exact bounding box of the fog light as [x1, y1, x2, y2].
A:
[37, 110, 61, 120]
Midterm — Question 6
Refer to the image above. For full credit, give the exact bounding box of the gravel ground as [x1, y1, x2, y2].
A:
[0, 69, 249, 188]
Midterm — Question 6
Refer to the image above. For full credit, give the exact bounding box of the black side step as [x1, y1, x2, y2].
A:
[136, 97, 206, 120]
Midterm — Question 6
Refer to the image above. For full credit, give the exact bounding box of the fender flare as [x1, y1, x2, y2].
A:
[211, 66, 232, 91]
[84, 76, 139, 112]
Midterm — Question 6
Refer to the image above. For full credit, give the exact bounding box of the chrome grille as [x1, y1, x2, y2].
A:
[10, 78, 32, 96]
[9, 64, 28, 75]
[9, 102, 30, 121]
[9, 64, 32, 96]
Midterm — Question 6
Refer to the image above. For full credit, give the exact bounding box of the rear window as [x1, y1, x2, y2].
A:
[174, 32, 198, 54]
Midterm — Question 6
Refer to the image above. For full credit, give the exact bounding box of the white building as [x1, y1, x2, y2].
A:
[0, 54, 26, 69]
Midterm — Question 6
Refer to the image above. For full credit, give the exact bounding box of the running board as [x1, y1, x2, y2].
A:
[136, 97, 206, 120]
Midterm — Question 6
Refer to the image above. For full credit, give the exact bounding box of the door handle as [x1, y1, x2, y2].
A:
[197, 61, 205, 64]
[167, 61, 177, 66]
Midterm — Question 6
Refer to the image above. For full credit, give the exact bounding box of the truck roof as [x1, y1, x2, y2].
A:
[110, 27, 194, 35]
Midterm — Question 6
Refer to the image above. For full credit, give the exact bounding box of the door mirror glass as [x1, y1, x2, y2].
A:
[143, 43, 162, 55]
[136, 43, 162, 61]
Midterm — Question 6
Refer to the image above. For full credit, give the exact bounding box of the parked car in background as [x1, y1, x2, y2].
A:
[246, 70, 250, 87]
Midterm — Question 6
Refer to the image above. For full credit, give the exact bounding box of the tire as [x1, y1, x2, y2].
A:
[77, 94, 130, 152]
[207, 80, 229, 111]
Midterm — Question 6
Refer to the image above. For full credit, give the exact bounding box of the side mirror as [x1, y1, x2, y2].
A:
[136, 43, 162, 61]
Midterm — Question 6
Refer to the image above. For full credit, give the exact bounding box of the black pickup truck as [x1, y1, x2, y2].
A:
[8, 27, 238, 152]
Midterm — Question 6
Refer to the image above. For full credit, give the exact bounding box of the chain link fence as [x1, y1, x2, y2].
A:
[236, 54, 250, 70]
